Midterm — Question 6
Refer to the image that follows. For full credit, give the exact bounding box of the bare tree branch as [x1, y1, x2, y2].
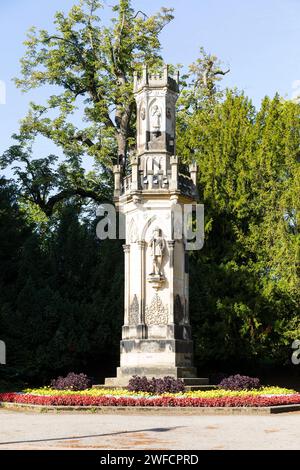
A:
[213, 68, 230, 77]
[133, 11, 148, 20]
[43, 188, 111, 216]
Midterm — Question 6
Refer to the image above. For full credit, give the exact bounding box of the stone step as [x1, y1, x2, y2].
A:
[93, 384, 126, 390]
[93, 383, 218, 392]
[104, 377, 122, 387]
[93, 383, 217, 391]
[182, 377, 209, 386]
[184, 385, 218, 391]
[93, 377, 212, 390]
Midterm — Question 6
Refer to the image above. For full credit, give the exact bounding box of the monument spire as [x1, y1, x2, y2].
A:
[133, 64, 179, 157]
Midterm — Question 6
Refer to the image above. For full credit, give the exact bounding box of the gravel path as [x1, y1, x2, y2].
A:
[0, 409, 299, 450]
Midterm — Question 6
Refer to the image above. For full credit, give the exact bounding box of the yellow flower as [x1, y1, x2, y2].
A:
[23, 385, 296, 398]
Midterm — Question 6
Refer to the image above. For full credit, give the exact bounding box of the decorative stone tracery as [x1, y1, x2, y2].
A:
[145, 294, 168, 325]
[129, 295, 139, 325]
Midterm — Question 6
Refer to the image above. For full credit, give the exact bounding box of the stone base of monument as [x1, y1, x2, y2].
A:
[101, 337, 209, 388]
[104, 370, 209, 388]
[103, 379, 210, 389]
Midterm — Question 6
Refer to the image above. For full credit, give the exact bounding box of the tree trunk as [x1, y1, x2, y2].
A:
[116, 131, 127, 166]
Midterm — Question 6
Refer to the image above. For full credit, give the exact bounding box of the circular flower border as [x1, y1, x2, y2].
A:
[1, 392, 300, 408]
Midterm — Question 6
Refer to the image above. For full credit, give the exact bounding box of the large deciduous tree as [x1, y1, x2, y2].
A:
[2, 0, 174, 215]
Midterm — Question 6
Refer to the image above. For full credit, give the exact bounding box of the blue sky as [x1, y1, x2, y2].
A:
[1, 0, 300, 161]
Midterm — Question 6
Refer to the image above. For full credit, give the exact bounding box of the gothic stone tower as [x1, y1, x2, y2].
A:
[105, 65, 207, 386]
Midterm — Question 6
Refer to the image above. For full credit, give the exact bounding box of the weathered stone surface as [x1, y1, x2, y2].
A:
[105, 65, 204, 387]
[104, 365, 201, 387]
[128, 295, 139, 325]
[145, 293, 168, 325]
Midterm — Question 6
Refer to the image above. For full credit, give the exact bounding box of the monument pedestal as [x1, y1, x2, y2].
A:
[104, 367, 209, 389]
[104, 324, 208, 387]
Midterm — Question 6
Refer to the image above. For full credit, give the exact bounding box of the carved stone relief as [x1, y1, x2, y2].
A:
[145, 294, 168, 325]
[129, 295, 139, 325]
[128, 218, 138, 243]
[140, 106, 146, 120]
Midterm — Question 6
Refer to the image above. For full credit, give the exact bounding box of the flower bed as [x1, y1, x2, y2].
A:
[1, 392, 300, 408]
[22, 385, 296, 398]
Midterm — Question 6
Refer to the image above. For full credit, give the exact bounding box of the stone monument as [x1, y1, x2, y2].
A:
[105, 65, 208, 386]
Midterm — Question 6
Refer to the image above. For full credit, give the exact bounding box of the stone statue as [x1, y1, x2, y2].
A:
[149, 227, 166, 276]
[151, 105, 161, 134]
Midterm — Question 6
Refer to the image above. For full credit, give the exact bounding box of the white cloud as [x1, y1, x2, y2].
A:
[292, 80, 300, 101]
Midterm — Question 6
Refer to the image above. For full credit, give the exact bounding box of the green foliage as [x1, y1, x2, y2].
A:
[1, 0, 174, 216]
[0, 1, 299, 384]
[15, 0, 173, 164]
[1, 133, 113, 217]
[183, 91, 300, 368]
[0, 182, 123, 382]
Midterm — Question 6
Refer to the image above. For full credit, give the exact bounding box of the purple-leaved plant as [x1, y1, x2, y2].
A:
[50, 372, 92, 391]
[127, 375, 185, 394]
[219, 374, 260, 390]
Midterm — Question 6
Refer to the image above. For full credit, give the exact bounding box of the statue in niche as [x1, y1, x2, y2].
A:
[151, 104, 161, 135]
[149, 227, 166, 276]
[148, 103, 164, 150]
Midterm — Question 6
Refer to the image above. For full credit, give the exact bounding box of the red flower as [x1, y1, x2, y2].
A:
[1, 393, 300, 408]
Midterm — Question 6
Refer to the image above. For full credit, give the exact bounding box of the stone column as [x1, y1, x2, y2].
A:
[123, 244, 131, 325]
[170, 156, 178, 190]
[184, 251, 189, 324]
[131, 155, 139, 191]
[167, 240, 175, 324]
[137, 241, 146, 324]
[189, 162, 198, 185]
[113, 165, 122, 198]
